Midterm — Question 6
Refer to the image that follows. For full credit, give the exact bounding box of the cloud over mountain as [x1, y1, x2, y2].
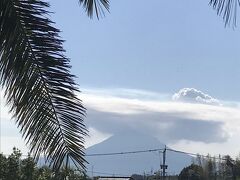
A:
[172, 88, 221, 105]
[2, 87, 240, 156]
[80, 88, 240, 147]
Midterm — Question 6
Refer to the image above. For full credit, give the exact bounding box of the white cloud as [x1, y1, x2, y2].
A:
[85, 127, 112, 148]
[172, 88, 221, 105]
[81, 87, 170, 101]
[168, 137, 240, 158]
[1, 87, 240, 157]
[81, 91, 240, 126]
[82, 95, 239, 141]
[79, 87, 240, 156]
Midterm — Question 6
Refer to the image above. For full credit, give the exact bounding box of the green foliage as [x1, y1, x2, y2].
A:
[36, 166, 53, 180]
[178, 164, 204, 180]
[79, 0, 109, 18]
[20, 154, 37, 180]
[235, 155, 240, 177]
[0, 0, 87, 171]
[5, 147, 22, 180]
[181, 154, 240, 180]
[209, 0, 240, 27]
[0, 148, 89, 180]
[0, 153, 8, 179]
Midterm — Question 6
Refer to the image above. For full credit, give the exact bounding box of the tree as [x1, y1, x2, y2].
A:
[190, 154, 240, 179]
[0, 153, 8, 179]
[36, 166, 53, 180]
[178, 164, 205, 180]
[20, 154, 37, 180]
[0, 148, 90, 180]
[209, 0, 240, 27]
[0, 0, 91, 171]
[6, 147, 22, 180]
[0, 0, 239, 172]
[235, 154, 240, 177]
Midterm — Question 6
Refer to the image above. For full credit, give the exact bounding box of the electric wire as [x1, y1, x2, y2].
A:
[166, 148, 234, 162]
[85, 148, 165, 157]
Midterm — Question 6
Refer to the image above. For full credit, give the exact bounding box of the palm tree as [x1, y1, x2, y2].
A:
[209, 0, 240, 26]
[0, 0, 238, 172]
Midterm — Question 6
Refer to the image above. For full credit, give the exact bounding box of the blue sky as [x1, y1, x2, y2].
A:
[50, 0, 240, 101]
[1, 0, 240, 159]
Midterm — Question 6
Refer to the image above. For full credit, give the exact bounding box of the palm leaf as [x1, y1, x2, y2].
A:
[79, 0, 110, 18]
[0, 0, 87, 170]
[209, 0, 240, 26]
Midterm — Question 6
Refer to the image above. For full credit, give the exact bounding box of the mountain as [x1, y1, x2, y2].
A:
[85, 132, 191, 176]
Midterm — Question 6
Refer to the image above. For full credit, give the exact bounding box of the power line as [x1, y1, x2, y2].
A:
[2, 147, 165, 159]
[166, 148, 233, 161]
[86, 147, 234, 162]
[86, 148, 164, 157]
[167, 148, 199, 157]
[2, 147, 234, 162]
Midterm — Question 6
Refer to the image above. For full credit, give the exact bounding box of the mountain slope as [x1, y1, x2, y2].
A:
[86, 132, 191, 176]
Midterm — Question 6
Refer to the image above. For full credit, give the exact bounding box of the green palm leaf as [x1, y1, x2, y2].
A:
[209, 0, 240, 26]
[0, 0, 87, 170]
[79, 0, 109, 18]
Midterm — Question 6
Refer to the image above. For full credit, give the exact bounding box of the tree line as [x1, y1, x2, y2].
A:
[131, 154, 240, 180]
[178, 154, 240, 180]
[0, 148, 89, 180]
[3, 148, 240, 180]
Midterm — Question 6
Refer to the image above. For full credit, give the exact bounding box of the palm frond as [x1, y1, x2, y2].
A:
[209, 0, 240, 26]
[79, 0, 110, 18]
[0, 0, 87, 170]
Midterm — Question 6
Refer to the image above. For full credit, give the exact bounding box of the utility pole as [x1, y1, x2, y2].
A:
[163, 146, 166, 179]
[160, 145, 167, 180]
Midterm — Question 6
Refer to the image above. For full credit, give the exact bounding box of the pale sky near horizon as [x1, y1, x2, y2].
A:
[1, 0, 240, 160]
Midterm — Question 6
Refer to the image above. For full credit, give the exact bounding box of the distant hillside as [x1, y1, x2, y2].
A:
[86, 132, 191, 176]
